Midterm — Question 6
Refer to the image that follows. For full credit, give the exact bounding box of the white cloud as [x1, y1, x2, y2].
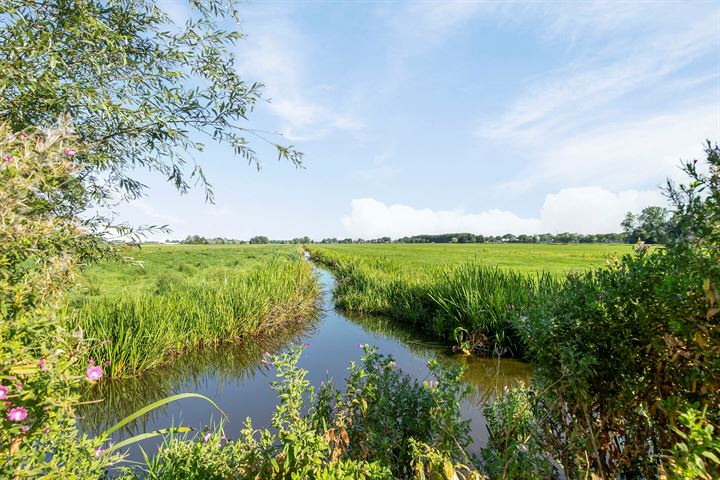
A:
[341, 198, 540, 238]
[539, 187, 663, 233]
[341, 187, 664, 238]
[129, 199, 183, 225]
[479, 15, 719, 143]
[237, 17, 363, 140]
[501, 103, 719, 192]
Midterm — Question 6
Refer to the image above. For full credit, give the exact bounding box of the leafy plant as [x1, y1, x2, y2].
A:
[666, 406, 720, 479]
[0, 0, 302, 207]
[120, 345, 482, 479]
[517, 143, 720, 478]
[0, 122, 114, 476]
[481, 385, 554, 480]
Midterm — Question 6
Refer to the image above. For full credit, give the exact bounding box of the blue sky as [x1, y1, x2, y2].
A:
[123, 0, 720, 241]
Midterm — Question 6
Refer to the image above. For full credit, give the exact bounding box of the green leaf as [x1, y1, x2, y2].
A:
[100, 392, 226, 439]
[105, 426, 192, 453]
[701, 451, 720, 464]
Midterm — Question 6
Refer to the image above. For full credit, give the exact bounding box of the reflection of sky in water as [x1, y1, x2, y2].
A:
[78, 266, 531, 464]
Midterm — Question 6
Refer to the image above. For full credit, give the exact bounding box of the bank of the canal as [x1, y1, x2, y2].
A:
[78, 264, 531, 464]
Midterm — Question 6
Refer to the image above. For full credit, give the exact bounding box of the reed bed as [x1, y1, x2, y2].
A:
[68, 245, 320, 377]
[308, 247, 564, 357]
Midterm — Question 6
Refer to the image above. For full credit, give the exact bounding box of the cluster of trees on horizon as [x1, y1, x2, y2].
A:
[162, 206, 676, 246]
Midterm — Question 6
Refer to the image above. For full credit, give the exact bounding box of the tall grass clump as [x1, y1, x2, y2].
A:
[69, 248, 320, 377]
[308, 248, 562, 357]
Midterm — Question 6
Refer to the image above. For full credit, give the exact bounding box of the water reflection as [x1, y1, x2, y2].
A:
[77, 322, 317, 436]
[78, 266, 531, 460]
[342, 310, 531, 406]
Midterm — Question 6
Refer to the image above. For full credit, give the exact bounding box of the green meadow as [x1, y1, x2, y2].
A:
[309, 243, 631, 275]
[306, 243, 631, 356]
[68, 245, 319, 377]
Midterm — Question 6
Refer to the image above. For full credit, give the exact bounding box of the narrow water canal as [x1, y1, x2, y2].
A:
[78, 263, 531, 463]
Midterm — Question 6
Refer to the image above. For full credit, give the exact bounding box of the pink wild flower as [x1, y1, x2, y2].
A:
[7, 407, 28, 422]
[64, 148, 77, 157]
[0, 385, 7, 400]
[86, 365, 103, 382]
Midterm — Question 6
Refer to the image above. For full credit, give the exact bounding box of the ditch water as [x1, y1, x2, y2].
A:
[78, 262, 532, 465]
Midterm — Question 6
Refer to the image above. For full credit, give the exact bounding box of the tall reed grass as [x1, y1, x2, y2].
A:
[308, 247, 562, 357]
[68, 246, 320, 377]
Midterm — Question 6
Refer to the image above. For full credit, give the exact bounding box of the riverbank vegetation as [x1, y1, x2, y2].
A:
[2, 0, 718, 476]
[69, 245, 319, 378]
[310, 145, 720, 478]
[307, 249, 561, 357]
[306, 243, 626, 356]
[116, 346, 481, 480]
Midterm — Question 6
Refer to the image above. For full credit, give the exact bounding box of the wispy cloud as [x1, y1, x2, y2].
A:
[203, 205, 236, 218]
[129, 199, 184, 225]
[501, 102, 719, 192]
[354, 147, 403, 184]
[478, 15, 719, 143]
[237, 15, 363, 141]
[472, 2, 720, 193]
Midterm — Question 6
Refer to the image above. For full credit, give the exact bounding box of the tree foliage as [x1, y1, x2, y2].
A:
[0, 0, 302, 205]
[621, 206, 675, 244]
[517, 143, 720, 478]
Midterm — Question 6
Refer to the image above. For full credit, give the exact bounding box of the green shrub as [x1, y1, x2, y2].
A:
[121, 346, 482, 479]
[312, 346, 473, 475]
[481, 385, 554, 480]
[517, 143, 720, 478]
[0, 123, 115, 476]
[667, 407, 720, 480]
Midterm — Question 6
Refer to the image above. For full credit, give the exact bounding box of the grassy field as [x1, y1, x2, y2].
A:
[68, 245, 319, 377]
[307, 243, 631, 356]
[309, 243, 631, 275]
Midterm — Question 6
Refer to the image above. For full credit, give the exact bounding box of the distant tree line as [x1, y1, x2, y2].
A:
[395, 232, 628, 244]
[173, 205, 675, 246]
[318, 237, 392, 244]
[178, 235, 313, 245]
[179, 235, 248, 245]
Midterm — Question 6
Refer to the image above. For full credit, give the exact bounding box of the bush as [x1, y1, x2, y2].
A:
[0, 122, 115, 476]
[516, 143, 720, 478]
[121, 345, 482, 479]
[481, 385, 554, 480]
